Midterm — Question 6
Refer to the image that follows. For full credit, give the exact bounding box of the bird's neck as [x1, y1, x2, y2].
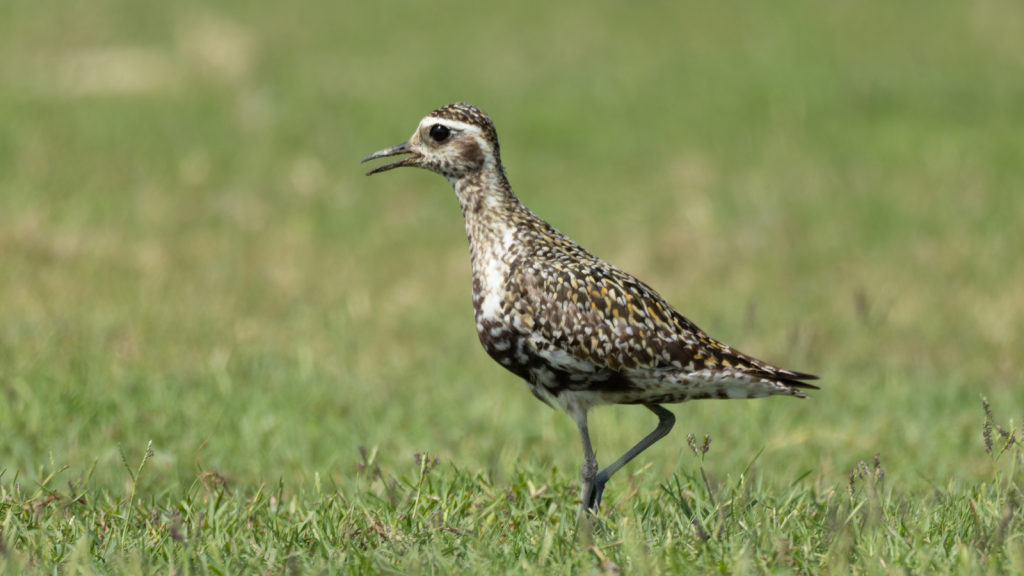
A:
[453, 165, 520, 217]
[452, 166, 535, 276]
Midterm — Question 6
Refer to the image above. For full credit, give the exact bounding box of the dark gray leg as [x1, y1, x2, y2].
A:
[576, 414, 599, 520]
[587, 404, 675, 513]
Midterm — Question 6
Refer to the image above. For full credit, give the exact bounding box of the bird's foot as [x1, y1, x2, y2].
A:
[583, 472, 610, 514]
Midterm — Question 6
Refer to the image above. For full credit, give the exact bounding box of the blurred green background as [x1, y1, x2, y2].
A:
[0, 0, 1021, 494]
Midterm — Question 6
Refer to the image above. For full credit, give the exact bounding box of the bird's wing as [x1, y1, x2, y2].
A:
[505, 257, 818, 387]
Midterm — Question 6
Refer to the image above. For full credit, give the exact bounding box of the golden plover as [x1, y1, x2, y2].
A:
[362, 103, 819, 514]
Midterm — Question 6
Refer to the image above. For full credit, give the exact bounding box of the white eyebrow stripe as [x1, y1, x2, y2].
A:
[419, 118, 476, 132]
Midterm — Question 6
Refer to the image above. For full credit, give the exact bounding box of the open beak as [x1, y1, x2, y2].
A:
[361, 141, 420, 176]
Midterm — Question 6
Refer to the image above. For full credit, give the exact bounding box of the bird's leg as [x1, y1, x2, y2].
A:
[576, 415, 599, 520]
[588, 404, 675, 513]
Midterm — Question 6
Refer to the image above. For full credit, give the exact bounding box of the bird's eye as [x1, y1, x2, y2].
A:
[429, 124, 451, 143]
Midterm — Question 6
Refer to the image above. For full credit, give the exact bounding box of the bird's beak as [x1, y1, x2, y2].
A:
[361, 141, 420, 176]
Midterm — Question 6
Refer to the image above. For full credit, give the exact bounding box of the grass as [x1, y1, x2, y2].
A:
[1, 410, 1022, 573]
[1, 0, 1023, 572]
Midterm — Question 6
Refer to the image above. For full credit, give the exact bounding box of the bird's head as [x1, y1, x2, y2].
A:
[362, 103, 502, 182]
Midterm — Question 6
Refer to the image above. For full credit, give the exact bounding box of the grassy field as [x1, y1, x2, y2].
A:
[1, 0, 1023, 572]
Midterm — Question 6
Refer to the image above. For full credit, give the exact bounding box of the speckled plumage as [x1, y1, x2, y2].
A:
[363, 102, 819, 515]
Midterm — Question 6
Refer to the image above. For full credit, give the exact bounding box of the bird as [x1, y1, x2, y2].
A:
[362, 103, 819, 515]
